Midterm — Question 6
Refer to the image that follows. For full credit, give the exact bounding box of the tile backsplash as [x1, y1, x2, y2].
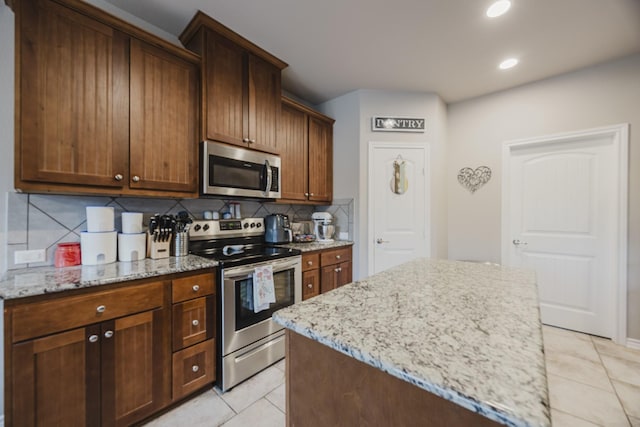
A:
[5, 192, 353, 270]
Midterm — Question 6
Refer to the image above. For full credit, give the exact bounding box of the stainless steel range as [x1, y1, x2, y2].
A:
[189, 218, 301, 392]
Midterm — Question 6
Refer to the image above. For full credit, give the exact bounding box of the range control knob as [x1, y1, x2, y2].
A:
[250, 223, 256, 228]
[256, 223, 262, 228]
[203, 224, 210, 231]
[194, 224, 201, 231]
[244, 223, 249, 229]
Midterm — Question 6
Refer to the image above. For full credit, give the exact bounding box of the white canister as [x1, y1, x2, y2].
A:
[80, 231, 117, 265]
[121, 212, 144, 234]
[86, 207, 115, 232]
[118, 232, 146, 262]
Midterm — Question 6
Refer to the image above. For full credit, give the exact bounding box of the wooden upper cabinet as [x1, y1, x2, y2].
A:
[279, 101, 309, 202]
[278, 97, 334, 204]
[308, 116, 333, 203]
[180, 12, 287, 154]
[18, 0, 129, 189]
[129, 39, 199, 193]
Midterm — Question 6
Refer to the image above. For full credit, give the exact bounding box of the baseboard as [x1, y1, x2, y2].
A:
[627, 338, 640, 350]
[0, 414, 4, 427]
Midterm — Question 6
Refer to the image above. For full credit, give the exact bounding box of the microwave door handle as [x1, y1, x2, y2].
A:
[264, 159, 272, 195]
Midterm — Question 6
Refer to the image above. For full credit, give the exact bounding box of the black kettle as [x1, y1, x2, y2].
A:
[264, 214, 292, 243]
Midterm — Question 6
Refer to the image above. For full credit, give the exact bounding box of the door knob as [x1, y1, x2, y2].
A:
[512, 239, 528, 246]
[376, 238, 389, 244]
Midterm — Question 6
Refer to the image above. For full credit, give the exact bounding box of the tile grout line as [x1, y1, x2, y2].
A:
[552, 407, 606, 427]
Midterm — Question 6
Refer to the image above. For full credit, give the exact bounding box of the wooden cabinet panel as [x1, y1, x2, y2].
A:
[279, 101, 309, 201]
[302, 253, 320, 272]
[204, 31, 245, 145]
[18, 0, 128, 189]
[172, 296, 214, 351]
[11, 281, 163, 343]
[247, 54, 281, 153]
[302, 269, 320, 300]
[102, 308, 169, 426]
[308, 116, 333, 203]
[172, 339, 215, 400]
[129, 38, 199, 193]
[11, 326, 101, 427]
[172, 272, 215, 303]
[320, 261, 352, 293]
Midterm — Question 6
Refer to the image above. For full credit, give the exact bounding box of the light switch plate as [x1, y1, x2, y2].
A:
[15, 249, 46, 264]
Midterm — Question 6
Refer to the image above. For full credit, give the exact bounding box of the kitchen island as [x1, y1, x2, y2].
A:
[273, 258, 550, 427]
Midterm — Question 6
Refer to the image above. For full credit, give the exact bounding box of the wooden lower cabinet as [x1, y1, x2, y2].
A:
[301, 246, 352, 300]
[172, 339, 215, 400]
[10, 307, 168, 427]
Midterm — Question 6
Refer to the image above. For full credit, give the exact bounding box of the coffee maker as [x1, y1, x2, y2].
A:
[264, 214, 293, 243]
[311, 212, 335, 243]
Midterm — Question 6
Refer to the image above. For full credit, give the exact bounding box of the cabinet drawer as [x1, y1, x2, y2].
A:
[172, 273, 215, 303]
[172, 339, 215, 400]
[302, 253, 320, 271]
[173, 296, 214, 351]
[11, 282, 164, 343]
[302, 270, 320, 300]
[320, 247, 352, 267]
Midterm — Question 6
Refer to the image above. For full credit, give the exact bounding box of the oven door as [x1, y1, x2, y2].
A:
[221, 256, 301, 355]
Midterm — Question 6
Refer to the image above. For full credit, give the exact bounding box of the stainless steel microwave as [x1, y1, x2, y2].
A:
[200, 141, 281, 199]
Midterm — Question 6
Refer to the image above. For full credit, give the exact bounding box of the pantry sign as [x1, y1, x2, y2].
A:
[372, 117, 425, 133]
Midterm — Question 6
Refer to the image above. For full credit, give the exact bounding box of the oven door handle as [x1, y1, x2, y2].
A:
[264, 159, 272, 195]
[223, 256, 301, 279]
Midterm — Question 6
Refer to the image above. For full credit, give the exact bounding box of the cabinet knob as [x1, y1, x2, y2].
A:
[242, 138, 250, 143]
[307, 260, 313, 266]
[334, 267, 340, 273]
[88, 334, 99, 343]
[307, 283, 313, 289]
[192, 319, 199, 327]
[114, 174, 123, 181]
[104, 330, 114, 339]
[132, 175, 140, 182]
[336, 255, 341, 260]
[192, 365, 199, 373]
[192, 284, 200, 292]
[309, 193, 315, 197]
[96, 305, 106, 313]
[304, 192, 309, 197]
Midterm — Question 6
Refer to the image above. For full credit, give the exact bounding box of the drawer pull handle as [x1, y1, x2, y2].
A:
[96, 305, 106, 313]
[336, 255, 341, 260]
[335, 267, 342, 273]
[89, 335, 99, 343]
[307, 283, 313, 289]
[192, 285, 200, 292]
[114, 173, 123, 181]
[192, 319, 199, 326]
[307, 260, 313, 266]
[104, 330, 114, 339]
[192, 365, 199, 373]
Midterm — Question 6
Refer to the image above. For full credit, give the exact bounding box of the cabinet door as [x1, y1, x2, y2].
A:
[302, 269, 320, 300]
[320, 264, 338, 294]
[102, 308, 169, 427]
[18, 0, 128, 189]
[247, 54, 281, 154]
[336, 261, 353, 288]
[204, 31, 245, 146]
[129, 39, 199, 194]
[11, 325, 101, 427]
[278, 102, 309, 201]
[308, 116, 333, 202]
[172, 295, 214, 351]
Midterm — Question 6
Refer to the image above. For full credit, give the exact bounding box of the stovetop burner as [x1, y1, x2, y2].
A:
[188, 218, 301, 268]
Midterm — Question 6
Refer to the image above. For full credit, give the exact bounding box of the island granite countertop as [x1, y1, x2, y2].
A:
[0, 255, 218, 300]
[273, 258, 550, 427]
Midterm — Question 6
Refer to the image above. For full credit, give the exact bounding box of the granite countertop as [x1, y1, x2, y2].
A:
[277, 240, 353, 252]
[273, 258, 550, 427]
[0, 255, 218, 300]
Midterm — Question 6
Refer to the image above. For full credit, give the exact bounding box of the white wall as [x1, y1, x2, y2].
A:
[319, 89, 448, 279]
[447, 53, 640, 340]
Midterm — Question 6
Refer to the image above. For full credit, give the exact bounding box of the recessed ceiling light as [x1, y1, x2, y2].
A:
[499, 58, 519, 70]
[486, 0, 511, 18]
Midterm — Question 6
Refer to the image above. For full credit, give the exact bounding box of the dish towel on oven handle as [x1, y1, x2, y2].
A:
[253, 264, 276, 313]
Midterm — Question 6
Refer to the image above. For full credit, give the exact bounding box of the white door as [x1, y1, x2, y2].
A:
[504, 126, 628, 339]
[369, 143, 429, 275]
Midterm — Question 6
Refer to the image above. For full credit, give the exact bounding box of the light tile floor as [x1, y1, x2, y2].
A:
[143, 327, 640, 426]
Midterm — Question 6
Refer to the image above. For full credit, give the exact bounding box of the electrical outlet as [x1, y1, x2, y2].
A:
[14, 249, 46, 264]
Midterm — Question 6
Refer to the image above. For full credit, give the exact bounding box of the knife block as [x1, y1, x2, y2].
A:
[146, 232, 171, 259]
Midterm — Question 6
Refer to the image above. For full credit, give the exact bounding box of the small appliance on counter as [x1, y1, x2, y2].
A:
[311, 212, 335, 243]
[264, 214, 292, 243]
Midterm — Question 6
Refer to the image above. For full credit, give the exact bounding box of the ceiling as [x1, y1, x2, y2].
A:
[104, 0, 640, 105]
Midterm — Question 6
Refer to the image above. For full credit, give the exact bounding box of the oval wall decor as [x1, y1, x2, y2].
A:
[458, 166, 492, 193]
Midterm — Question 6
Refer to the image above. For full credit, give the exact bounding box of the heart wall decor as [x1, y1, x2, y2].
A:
[457, 166, 492, 194]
